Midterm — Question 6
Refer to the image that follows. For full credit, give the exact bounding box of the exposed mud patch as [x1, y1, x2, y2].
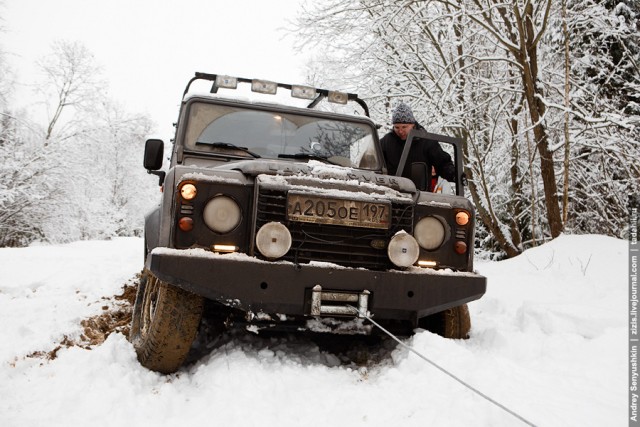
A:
[25, 336, 77, 361]
[80, 278, 137, 346]
[23, 273, 396, 369]
[26, 274, 139, 361]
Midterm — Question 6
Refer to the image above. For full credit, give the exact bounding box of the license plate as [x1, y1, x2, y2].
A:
[287, 194, 390, 229]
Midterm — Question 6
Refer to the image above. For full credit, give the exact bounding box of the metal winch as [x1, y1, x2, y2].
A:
[310, 285, 370, 318]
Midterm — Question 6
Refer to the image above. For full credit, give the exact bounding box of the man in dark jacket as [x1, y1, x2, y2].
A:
[380, 103, 455, 190]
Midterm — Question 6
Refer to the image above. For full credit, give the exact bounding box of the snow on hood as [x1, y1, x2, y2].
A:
[179, 172, 245, 186]
[257, 167, 414, 204]
[214, 159, 416, 194]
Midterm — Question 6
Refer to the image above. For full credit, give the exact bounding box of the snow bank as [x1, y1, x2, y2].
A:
[0, 235, 627, 426]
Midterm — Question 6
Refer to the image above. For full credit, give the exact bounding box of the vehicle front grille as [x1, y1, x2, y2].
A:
[255, 187, 413, 270]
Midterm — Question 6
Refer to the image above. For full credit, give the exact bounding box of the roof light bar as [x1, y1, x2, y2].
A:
[185, 72, 371, 117]
[252, 79, 278, 95]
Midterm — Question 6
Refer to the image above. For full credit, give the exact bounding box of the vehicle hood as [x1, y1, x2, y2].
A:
[214, 159, 417, 195]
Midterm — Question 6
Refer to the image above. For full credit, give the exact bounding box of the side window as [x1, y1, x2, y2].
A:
[352, 135, 378, 169]
[434, 142, 456, 195]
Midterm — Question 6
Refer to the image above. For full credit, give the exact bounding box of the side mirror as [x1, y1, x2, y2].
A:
[410, 162, 428, 191]
[144, 139, 164, 170]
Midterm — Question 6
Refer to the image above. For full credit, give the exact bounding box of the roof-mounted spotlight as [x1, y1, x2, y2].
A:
[251, 79, 278, 95]
[211, 75, 238, 93]
[291, 85, 316, 100]
[328, 90, 348, 105]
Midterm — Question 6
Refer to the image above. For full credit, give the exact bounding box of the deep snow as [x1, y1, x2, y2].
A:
[0, 235, 627, 426]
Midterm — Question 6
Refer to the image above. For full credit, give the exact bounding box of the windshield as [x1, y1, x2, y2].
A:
[182, 102, 381, 170]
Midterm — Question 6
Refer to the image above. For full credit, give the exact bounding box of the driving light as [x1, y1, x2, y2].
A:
[180, 183, 197, 200]
[456, 211, 470, 226]
[328, 90, 348, 105]
[256, 222, 292, 259]
[387, 232, 419, 268]
[215, 75, 238, 89]
[203, 196, 241, 234]
[291, 85, 316, 100]
[252, 79, 277, 94]
[418, 260, 437, 268]
[213, 244, 237, 253]
[414, 216, 446, 250]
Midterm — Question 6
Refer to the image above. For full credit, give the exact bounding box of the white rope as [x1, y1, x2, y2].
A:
[354, 308, 537, 427]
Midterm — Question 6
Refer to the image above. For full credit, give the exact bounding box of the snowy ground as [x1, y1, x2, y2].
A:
[0, 235, 627, 426]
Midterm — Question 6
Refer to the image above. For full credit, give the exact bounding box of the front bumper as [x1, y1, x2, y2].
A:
[146, 248, 486, 321]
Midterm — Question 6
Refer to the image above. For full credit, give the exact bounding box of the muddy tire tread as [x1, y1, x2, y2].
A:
[419, 303, 471, 339]
[130, 272, 204, 374]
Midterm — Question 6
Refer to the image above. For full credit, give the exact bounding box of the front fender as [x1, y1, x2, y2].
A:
[144, 207, 161, 257]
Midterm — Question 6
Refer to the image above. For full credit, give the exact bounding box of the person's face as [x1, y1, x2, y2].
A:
[393, 123, 415, 140]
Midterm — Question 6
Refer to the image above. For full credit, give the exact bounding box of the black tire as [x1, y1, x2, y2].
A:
[130, 270, 204, 374]
[418, 304, 471, 339]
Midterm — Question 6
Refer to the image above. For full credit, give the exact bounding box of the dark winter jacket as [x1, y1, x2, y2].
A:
[380, 123, 456, 184]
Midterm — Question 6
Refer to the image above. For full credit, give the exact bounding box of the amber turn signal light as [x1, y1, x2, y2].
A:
[455, 211, 470, 226]
[180, 183, 197, 200]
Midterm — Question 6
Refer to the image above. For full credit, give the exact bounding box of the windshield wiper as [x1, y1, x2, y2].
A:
[278, 153, 342, 166]
[195, 141, 261, 158]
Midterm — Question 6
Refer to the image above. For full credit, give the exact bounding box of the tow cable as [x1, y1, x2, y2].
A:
[349, 306, 537, 427]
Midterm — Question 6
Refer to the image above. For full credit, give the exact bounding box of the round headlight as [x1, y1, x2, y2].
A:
[180, 183, 197, 200]
[414, 216, 446, 250]
[203, 196, 241, 234]
[387, 232, 419, 268]
[256, 222, 292, 259]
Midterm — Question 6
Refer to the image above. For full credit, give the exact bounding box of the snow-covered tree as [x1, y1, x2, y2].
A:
[36, 40, 106, 142]
[72, 100, 156, 240]
[0, 40, 158, 247]
[545, 0, 640, 238]
[294, 0, 639, 257]
[0, 111, 61, 246]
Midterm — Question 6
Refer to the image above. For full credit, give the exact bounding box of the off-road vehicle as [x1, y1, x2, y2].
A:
[131, 72, 486, 373]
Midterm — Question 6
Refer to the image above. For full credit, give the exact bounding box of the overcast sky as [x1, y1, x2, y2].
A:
[2, 0, 307, 141]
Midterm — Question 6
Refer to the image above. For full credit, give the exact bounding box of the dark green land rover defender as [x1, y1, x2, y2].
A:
[130, 72, 486, 373]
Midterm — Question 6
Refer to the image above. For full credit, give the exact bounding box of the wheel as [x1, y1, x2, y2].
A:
[130, 270, 204, 373]
[418, 304, 471, 339]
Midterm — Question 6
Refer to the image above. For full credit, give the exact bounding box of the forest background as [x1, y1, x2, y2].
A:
[1, 0, 638, 258]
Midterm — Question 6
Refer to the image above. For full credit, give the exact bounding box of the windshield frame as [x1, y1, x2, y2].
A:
[175, 97, 383, 171]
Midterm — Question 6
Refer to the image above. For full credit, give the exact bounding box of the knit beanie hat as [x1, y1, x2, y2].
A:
[391, 102, 416, 124]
